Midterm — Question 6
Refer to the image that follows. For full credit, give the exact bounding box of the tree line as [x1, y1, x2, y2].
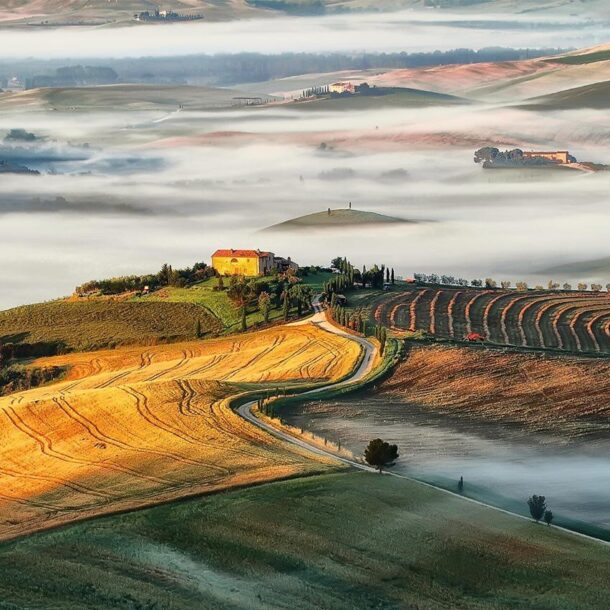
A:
[414, 273, 610, 293]
[75, 261, 214, 296]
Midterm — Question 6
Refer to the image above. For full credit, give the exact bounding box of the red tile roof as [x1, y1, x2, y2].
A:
[212, 249, 272, 258]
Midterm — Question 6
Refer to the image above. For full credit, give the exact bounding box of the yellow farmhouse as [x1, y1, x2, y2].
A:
[211, 249, 276, 276]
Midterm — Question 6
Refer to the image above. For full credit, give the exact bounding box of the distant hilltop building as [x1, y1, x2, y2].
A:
[474, 147, 577, 169]
[523, 151, 573, 165]
[329, 82, 356, 94]
[211, 249, 297, 277]
[134, 10, 203, 21]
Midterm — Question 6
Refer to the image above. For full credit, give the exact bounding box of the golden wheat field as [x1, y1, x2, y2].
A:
[0, 325, 361, 540]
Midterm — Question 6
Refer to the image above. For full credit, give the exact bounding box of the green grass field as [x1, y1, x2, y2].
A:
[135, 277, 283, 332]
[0, 300, 221, 352]
[1, 472, 609, 609]
[549, 50, 610, 65]
[0, 273, 333, 356]
[525, 80, 610, 110]
[137, 274, 333, 331]
[295, 87, 468, 111]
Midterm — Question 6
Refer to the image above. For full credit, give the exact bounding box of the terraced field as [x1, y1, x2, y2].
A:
[0, 325, 361, 540]
[373, 287, 610, 354]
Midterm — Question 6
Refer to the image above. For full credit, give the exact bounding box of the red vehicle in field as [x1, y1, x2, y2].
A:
[465, 332, 486, 342]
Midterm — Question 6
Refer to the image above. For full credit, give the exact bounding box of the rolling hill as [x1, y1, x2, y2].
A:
[0, 300, 222, 353]
[263, 208, 413, 231]
[524, 79, 610, 109]
[294, 87, 469, 110]
[361, 45, 610, 103]
[0, 324, 361, 540]
[1, 472, 610, 608]
[0, 84, 248, 112]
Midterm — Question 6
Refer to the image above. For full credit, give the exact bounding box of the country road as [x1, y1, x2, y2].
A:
[236, 301, 610, 548]
[238, 300, 378, 470]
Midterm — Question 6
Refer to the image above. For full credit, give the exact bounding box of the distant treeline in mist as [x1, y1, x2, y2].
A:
[1, 47, 569, 88]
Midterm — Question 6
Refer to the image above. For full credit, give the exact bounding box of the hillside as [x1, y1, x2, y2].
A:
[1, 0, 608, 25]
[264, 208, 413, 231]
[371, 287, 610, 355]
[524, 79, 610, 109]
[378, 343, 610, 437]
[1, 472, 610, 608]
[0, 300, 222, 353]
[0, 85, 247, 112]
[362, 45, 610, 103]
[293, 87, 468, 110]
[0, 324, 361, 540]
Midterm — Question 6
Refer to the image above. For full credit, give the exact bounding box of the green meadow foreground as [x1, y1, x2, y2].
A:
[1, 472, 609, 610]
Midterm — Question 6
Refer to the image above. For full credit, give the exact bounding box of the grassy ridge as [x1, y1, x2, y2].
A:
[295, 87, 468, 110]
[0, 300, 222, 353]
[525, 80, 610, 109]
[1, 472, 609, 609]
[549, 50, 610, 65]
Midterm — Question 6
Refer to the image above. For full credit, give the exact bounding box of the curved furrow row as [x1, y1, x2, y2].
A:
[497, 294, 532, 345]
[569, 303, 610, 353]
[446, 291, 463, 338]
[588, 312, 610, 353]
[221, 334, 284, 381]
[121, 385, 262, 462]
[463, 291, 492, 336]
[146, 349, 190, 382]
[547, 302, 588, 351]
[428, 290, 442, 335]
[432, 290, 455, 338]
[54, 394, 225, 472]
[3, 405, 172, 486]
[482, 293, 513, 342]
[533, 297, 581, 350]
[408, 289, 431, 332]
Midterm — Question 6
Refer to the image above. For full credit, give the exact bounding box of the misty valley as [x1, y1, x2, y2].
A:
[1, 5, 610, 609]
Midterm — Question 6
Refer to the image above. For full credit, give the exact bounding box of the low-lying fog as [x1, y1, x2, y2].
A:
[1, 100, 610, 308]
[1, 11, 608, 59]
[283, 398, 610, 530]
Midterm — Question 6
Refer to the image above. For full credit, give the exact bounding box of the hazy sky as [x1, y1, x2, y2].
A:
[0, 11, 608, 59]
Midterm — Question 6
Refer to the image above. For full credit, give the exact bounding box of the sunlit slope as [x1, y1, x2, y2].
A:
[0, 325, 361, 540]
[364, 46, 610, 103]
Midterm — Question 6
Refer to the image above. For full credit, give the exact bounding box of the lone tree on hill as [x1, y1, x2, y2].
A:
[544, 510, 554, 526]
[527, 495, 547, 522]
[364, 438, 399, 474]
